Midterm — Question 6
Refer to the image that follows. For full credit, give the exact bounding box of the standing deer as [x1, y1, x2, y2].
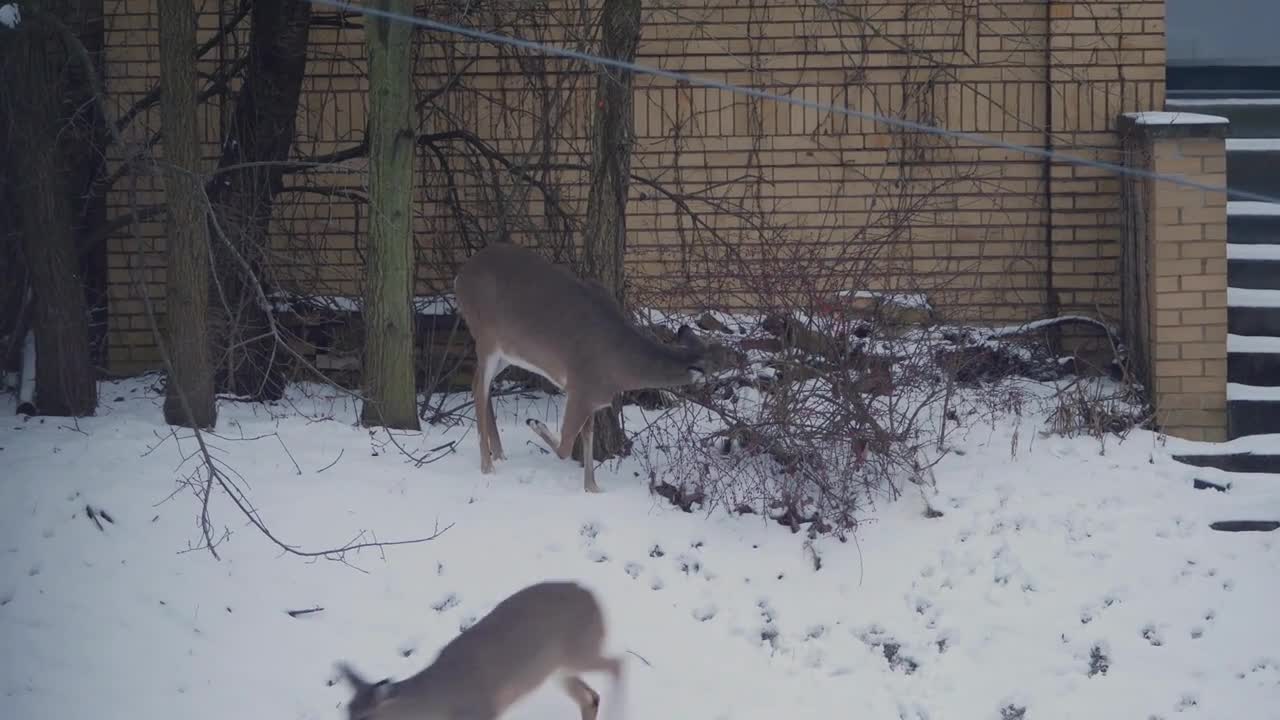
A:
[336, 581, 625, 720]
[453, 243, 713, 493]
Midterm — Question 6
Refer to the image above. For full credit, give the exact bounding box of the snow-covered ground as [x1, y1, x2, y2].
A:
[2, 376, 1279, 720]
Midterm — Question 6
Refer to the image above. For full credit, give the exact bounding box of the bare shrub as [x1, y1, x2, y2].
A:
[627, 226, 966, 538]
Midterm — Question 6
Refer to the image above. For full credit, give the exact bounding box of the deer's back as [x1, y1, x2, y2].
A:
[422, 582, 607, 706]
[455, 245, 628, 348]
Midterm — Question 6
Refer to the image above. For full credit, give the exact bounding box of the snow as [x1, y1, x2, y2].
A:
[1122, 111, 1229, 126]
[0, 3, 19, 29]
[1226, 138, 1280, 152]
[1227, 382, 1280, 402]
[1167, 98, 1280, 107]
[1227, 287, 1280, 308]
[836, 289, 933, 310]
[3, 377, 1280, 720]
[1229, 333, 1280, 354]
[1227, 201, 1280, 217]
[268, 292, 459, 317]
[1227, 244, 1280, 261]
[985, 315, 1113, 339]
[1162, 431, 1280, 457]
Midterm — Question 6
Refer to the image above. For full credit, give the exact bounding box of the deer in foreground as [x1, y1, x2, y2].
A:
[454, 243, 715, 493]
[336, 581, 625, 720]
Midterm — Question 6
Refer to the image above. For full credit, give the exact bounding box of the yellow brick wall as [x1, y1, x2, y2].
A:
[101, 0, 1166, 371]
[1126, 125, 1229, 442]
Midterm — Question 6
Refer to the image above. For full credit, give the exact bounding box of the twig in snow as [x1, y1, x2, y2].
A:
[86, 505, 104, 532]
[286, 606, 325, 618]
[625, 649, 653, 667]
[276, 433, 301, 475]
[317, 448, 344, 473]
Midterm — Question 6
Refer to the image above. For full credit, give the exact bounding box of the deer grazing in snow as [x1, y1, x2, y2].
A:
[336, 581, 625, 720]
[453, 243, 716, 493]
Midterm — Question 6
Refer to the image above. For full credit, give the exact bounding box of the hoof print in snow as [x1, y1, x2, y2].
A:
[624, 562, 643, 579]
[400, 646, 415, 658]
[1088, 644, 1110, 677]
[648, 544, 665, 558]
[759, 624, 781, 649]
[1190, 626, 1204, 640]
[587, 550, 609, 564]
[805, 624, 827, 640]
[881, 642, 919, 674]
[650, 577, 665, 591]
[756, 599, 776, 623]
[1142, 625, 1163, 647]
[1174, 694, 1198, 712]
[0, 591, 12, 607]
[999, 704, 1027, 720]
[692, 605, 717, 622]
[859, 626, 918, 674]
[579, 522, 600, 540]
[675, 553, 702, 575]
[459, 615, 477, 632]
[431, 593, 460, 612]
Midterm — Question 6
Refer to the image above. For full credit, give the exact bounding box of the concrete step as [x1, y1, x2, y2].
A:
[1172, 429, 1280, 473]
[1227, 260, 1280, 289]
[1228, 383, 1280, 438]
[1227, 244, 1280, 289]
[1174, 451, 1280, 474]
[1225, 139, 1280, 201]
[1165, 97, 1280, 138]
[1227, 288, 1280, 335]
[1227, 333, 1280, 386]
[1228, 201, 1280, 244]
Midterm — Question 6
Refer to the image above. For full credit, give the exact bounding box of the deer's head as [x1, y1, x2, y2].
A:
[337, 662, 399, 720]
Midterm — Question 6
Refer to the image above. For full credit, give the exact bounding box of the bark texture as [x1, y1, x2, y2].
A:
[359, 0, 420, 430]
[158, 0, 217, 428]
[207, 0, 312, 401]
[0, 4, 100, 417]
[576, 0, 642, 463]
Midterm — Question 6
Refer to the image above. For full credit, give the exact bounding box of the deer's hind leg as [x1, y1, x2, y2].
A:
[472, 344, 505, 473]
[485, 356, 508, 461]
[525, 390, 600, 492]
[560, 675, 601, 720]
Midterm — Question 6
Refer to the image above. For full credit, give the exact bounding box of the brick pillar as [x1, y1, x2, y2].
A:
[1117, 112, 1229, 442]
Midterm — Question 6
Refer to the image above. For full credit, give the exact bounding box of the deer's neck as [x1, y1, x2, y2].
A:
[614, 326, 698, 390]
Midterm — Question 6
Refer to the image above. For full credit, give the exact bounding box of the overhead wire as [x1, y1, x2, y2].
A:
[306, 0, 1280, 207]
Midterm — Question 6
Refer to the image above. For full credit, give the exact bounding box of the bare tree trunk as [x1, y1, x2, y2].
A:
[158, 0, 217, 428]
[207, 0, 312, 402]
[576, 0, 642, 463]
[359, 0, 420, 430]
[0, 8, 98, 417]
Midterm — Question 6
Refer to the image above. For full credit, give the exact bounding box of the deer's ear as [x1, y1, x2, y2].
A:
[336, 662, 370, 691]
[371, 679, 398, 705]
